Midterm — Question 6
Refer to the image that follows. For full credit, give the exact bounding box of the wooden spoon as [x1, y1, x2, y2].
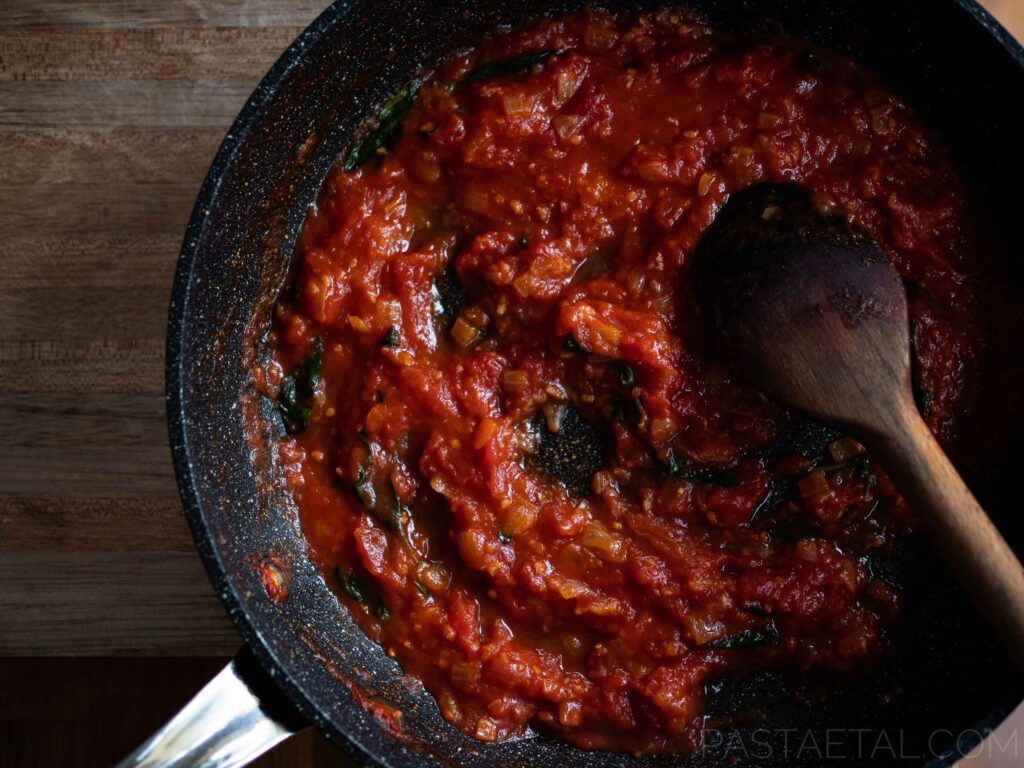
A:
[695, 182, 1024, 670]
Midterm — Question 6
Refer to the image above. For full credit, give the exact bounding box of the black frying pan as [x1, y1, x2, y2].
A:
[148, 1, 1024, 766]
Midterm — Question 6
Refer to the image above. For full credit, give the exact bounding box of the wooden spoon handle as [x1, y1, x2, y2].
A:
[871, 398, 1024, 670]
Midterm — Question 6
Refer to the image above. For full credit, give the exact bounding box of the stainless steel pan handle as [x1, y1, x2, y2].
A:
[114, 648, 307, 768]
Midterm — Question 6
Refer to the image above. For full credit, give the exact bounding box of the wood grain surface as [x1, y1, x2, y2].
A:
[0, 1, 1021, 765]
[0, 1, 334, 763]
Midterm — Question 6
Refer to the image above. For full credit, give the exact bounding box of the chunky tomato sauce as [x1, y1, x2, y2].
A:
[263, 7, 1012, 754]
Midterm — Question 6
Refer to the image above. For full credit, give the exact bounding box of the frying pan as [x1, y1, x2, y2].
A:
[118, 1, 1024, 766]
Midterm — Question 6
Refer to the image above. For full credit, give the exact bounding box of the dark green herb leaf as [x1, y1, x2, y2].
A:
[382, 325, 400, 348]
[389, 480, 416, 554]
[459, 49, 563, 85]
[307, 338, 323, 390]
[563, 333, 585, 353]
[352, 430, 377, 510]
[343, 78, 422, 172]
[618, 362, 635, 390]
[517, 233, 529, 250]
[336, 568, 367, 604]
[277, 339, 322, 434]
[709, 621, 780, 649]
[498, 530, 512, 544]
[376, 604, 391, 621]
[434, 265, 467, 332]
[664, 449, 682, 477]
[748, 479, 793, 522]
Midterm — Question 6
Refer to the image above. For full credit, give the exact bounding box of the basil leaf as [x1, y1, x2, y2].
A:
[382, 325, 400, 348]
[563, 333, 587, 353]
[389, 481, 415, 554]
[277, 339, 322, 434]
[618, 362, 634, 389]
[460, 49, 563, 84]
[352, 430, 379, 510]
[307, 337, 323, 390]
[709, 621, 780, 649]
[335, 567, 367, 604]
[434, 265, 467, 333]
[343, 78, 422, 171]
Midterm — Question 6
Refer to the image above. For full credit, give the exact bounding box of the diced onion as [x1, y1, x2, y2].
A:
[544, 403, 567, 433]
[501, 90, 539, 116]
[475, 717, 499, 742]
[463, 305, 489, 328]
[798, 470, 831, 500]
[419, 562, 451, 592]
[503, 369, 530, 392]
[649, 417, 675, 442]
[554, 578, 590, 599]
[697, 172, 715, 197]
[451, 317, 483, 347]
[827, 437, 866, 462]
[594, 321, 622, 347]
[502, 501, 538, 535]
[348, 315, 371, 333]
[556, 68, 583, 102]
[558, 700, 583, 727]
[684, 612, 725, 645]
[474, 418, 498, 449]
[580, 521, 626, 563]
[554, 114, 586, 140]
[451, 660, 481, 689]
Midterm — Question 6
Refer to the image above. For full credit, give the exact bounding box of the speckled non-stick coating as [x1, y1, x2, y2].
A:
[166, 1, 1024, 765]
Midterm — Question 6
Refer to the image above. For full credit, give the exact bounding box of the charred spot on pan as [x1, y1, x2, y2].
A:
[758, 417, 841, 461]
[525, 406, 609, 497]
[663, 448, 741, 488]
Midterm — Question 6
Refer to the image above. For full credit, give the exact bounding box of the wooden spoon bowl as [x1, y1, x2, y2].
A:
[696, 183, 1024, 669]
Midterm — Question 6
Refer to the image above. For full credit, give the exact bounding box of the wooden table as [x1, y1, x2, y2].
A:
[1, 1, 1022, 765]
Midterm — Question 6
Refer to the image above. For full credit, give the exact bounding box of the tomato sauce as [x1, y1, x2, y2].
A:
[263, 7, 1012, 754]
